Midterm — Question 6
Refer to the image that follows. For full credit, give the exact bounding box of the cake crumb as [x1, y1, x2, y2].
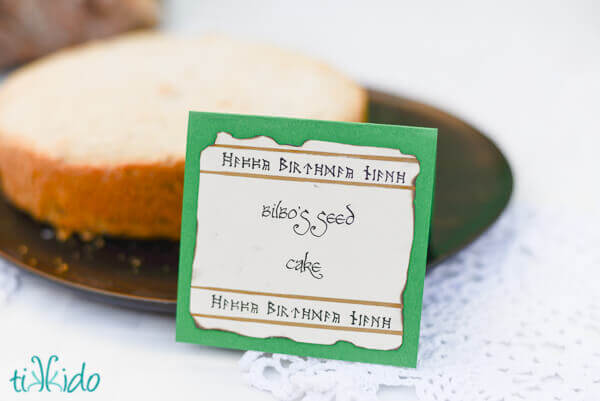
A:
[55, 263, 69, 274]
[93, 237, 105, 249]
[17, 245, 28, 256]
[56, 228, 72, 241]
[129, 256, 141, 268]
[80, 231, 95, 242]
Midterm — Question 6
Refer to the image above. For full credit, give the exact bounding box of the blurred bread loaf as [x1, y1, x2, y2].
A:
[0, 0, 159, 68]
[0, 33, 367, 239]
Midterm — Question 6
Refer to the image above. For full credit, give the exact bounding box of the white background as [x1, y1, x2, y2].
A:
[1, 0, 599, 400]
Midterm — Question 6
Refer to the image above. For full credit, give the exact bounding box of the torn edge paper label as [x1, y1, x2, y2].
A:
[189, 132, 420, 350]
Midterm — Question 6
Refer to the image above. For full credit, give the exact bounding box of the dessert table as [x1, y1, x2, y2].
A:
[1, 1, 598, 400]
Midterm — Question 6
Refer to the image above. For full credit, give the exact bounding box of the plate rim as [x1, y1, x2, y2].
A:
[368, 88, 513, 268]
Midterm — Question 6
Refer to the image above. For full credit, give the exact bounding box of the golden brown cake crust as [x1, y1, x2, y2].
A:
[0, 34, 368, 240]
[0, 142, 184, 240]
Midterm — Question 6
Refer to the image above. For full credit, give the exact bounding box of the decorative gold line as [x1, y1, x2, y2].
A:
[199, 170, 415, 190]
[210, 143, 418, 163]
[191, 313, 403, 336]
[191, 286, 403, 309]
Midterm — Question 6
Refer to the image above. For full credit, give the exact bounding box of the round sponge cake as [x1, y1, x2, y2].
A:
[0, 32, 367, 239]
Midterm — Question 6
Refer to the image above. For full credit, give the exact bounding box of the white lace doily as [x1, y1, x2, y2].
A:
[240, 205, 600, 401]
[0, 256, 18, 306]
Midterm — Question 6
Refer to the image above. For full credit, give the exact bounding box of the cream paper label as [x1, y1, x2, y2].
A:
[190, 132, 420, 350]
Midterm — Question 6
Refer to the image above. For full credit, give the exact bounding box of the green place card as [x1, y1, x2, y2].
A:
[176, 112, 437, 367]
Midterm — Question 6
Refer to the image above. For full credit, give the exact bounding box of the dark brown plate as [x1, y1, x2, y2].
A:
[0, 89, 513, 312]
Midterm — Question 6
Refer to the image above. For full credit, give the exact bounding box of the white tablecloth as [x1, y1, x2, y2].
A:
[1, 1, 599, 400]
